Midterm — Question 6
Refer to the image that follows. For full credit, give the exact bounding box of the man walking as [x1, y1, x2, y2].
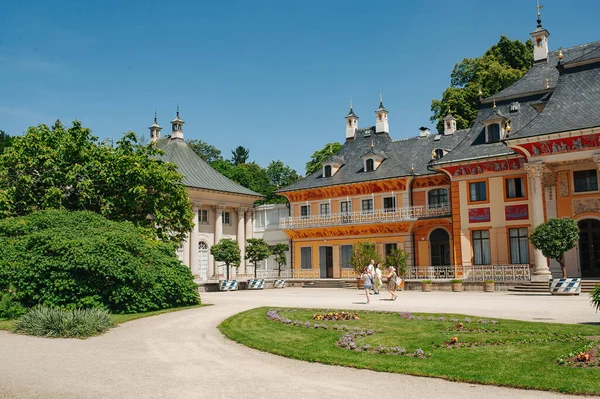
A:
[366, 260, 378, 295]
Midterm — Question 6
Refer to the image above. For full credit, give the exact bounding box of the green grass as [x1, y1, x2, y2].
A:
[219, 307, 600, 395]
[0, 304, 208, 333]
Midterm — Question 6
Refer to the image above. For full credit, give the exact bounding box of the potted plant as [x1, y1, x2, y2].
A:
[421, 280, 433, 292]
[350, 242, 382, 289]
[483, 279, 495, 292]
[450, 279, 463, 292]
[385, 248, 409, 290]
[245, 238, 271, 290]
[210, 238, 241, 291]
[272, 243, 289, 289]
[529, 218, 580, 295]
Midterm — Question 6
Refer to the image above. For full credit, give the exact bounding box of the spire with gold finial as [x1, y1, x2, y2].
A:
[375, 90, 389, 134]
[345, 99, 359, 140]
[149, 110, 162, 142]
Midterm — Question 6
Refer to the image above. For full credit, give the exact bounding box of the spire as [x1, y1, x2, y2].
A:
[375, 93, 389, 134]
[149, 110, 162, 142]
[536, 0, 543, 28]
[531, 1, 550, 63]
[170, 106, 185, 139]
[346, 100, 358, 118]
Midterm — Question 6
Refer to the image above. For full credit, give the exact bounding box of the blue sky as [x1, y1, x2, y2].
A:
[1, 0, 599, 174]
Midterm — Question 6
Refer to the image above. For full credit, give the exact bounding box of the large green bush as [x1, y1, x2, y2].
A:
[13, 306, 112, 338]
[591, 284, 600, 312]
[0, 210, 200, 313]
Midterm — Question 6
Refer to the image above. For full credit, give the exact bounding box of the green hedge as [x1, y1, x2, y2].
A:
[0, 210, 200, 313]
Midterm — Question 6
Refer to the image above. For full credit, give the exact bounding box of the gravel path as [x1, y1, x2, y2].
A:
[1, 288, 598, 399]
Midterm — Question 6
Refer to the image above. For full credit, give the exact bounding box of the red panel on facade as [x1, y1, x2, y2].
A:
[468, 208, 490, 223]
[505, 204, 529, 220]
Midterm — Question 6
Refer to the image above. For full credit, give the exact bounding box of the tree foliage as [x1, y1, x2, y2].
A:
[0, 210, 200, 313]
[349, 242, 382, 274]
[0, 121, 193, 243]
[430, 36, 534, 132]
[231, 146, 250, 165]
[305, 142, 342, 176]
[245, 238, 271, 279]
[529, 218, 580, 278]
[0, 130, 13, 153]
[186, 139, 223, 165]
[385, 248, 409, 277]
[271, 243, 289, 277]
[210, 238, 241, 281]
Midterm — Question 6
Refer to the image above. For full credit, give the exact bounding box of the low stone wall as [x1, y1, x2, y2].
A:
[403, 281, 512, 292]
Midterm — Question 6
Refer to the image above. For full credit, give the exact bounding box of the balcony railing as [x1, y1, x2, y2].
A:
[279, 205, 451, 229]
[405, 265, 531, 282]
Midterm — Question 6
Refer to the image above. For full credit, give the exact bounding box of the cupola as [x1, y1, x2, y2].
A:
[171, 107, 184, 139]
[531, 3, 550, 63]
[375, 95, 389, 134]
[149, 111, 162, 142]
[345, 102, 359, 141]
[443, 114, 456, 135]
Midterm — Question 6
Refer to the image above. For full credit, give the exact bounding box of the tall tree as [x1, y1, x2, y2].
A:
[0, 120, 193, 243]
[245, 238, 271, 279]
[529, 218, 580, 278]
[0, 130, 14, 153]
[430, 36, 534, 132]
[305, 142, 342, 176]
[231, 146, 250, 165]
[271, 243, 289, 277]
[264, 160, 301, 204]
[186, 139, 223, 165]
[210, 238, 241, 281]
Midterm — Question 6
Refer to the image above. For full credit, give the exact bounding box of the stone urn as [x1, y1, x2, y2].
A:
[483, 280, 495, 292]
[421, 280, 432, 292]
[450, 280, 463, 292]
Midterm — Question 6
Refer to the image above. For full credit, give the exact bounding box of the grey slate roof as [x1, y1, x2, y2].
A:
[486, 41, 600, 101]
[155, 137, 262, 197]
[277, 129, 468, 193]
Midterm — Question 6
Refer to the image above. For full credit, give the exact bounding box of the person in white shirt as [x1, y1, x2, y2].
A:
[366, 260, 376, 294]
[374, 263, 382, 294]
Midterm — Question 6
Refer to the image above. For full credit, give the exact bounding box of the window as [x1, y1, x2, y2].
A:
[472, 230, 491, 265]
[384, 243, 397, 256]
[383, 196, 396, 212]
[300, 247, 312, 269]
[300, 205, 310, 218]
[574, 170, 598, 192]
[199, 209, 208, 223]
[341, 245, 353, 269]
[509, 228, 529, 264]
[340, 201, 352, 214]
[487, 123, 501, 143]
[469, 181, 487, 202]
[365, 158, 374, 172]
[433, 148, 444, 160]
[428, 189, 448, 207]
[222, 211, 230, 224]
[323, 165, 332, 177]
[361, 199, 373, 213]
[505, 177, 526, 199]
[319, 203, 330, 216]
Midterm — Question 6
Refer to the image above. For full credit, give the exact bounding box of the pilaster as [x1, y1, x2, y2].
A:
[524, 162, 551, 281]
[190, 202, 201, 277]
[213, 204, 225, 278]
[236, 207, 248, 273]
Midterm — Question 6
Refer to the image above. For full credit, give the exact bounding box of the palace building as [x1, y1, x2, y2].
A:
[277, 14, 600, 281]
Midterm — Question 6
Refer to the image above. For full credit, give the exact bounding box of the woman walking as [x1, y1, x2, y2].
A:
[386, 266, 398, 301]
[360, 267, 372, 304]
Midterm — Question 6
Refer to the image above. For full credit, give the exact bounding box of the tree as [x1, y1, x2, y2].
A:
[210, 238, 240, 281]
[385, 248, 409, 277]
[264, 160, 301, 203]
[430, 36, 534, 132]
[0, 130, 13, 153]
[231, 146, 250, 165]
[528, 218, 580, 278]
[305, 142, 342, 176]
[271, 243, 289, 277]
[186, 139, 223, 165]
[349, 242, 382, 275]
[245, 238, 271, 279]
[0, 120, 193, 244]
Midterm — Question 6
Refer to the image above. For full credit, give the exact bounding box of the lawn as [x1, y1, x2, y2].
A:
[0, 304, 208, 333]
[219, 307, 600, 395]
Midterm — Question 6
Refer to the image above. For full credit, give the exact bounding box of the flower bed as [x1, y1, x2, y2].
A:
[313, 311, 359, 321]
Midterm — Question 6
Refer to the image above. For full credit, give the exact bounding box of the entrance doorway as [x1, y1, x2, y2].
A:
[578, 219, 600, 277]
[199, 241, 209, 280]
[319, 246, 333, 278]
[430, 228, 451, 266]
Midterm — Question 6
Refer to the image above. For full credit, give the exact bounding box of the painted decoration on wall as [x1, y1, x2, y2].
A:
[573, 197, 600, 215]
[514, 133, 600, 157]
[468, 208, 490, 223]
[505, 204, 529, 220]
[283, 222, 411, 240]
[413, 174, 450, 188]
[443, 158, 525, 177]
[284, 178, 407, 202]
[559, 172, 569, 197]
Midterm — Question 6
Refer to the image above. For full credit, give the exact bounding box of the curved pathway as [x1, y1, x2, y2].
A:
[1, 288, 598, 399]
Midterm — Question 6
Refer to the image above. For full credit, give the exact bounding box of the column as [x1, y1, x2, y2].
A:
[182, 234, 190, 268]
[236, 207, 248, 274]
[214, 205, 225, 278]
[245, 209, 254, 241]
[524, 162, 551, 281]
[189, 202, 201, 278]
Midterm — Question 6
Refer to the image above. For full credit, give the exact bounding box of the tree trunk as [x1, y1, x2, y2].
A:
[278, 265, 281, 277]
[254, 262, 258, 279]
[559, 257, 568, 279]
[226, 263, 230, 281]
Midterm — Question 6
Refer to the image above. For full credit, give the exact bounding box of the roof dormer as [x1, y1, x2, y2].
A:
[361, 148, 386, 172]
[481, 102, 511, 143]
[322, 155, 345, 177]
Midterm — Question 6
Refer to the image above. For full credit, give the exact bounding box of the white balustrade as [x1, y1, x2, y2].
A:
[404, 265, 531, 282]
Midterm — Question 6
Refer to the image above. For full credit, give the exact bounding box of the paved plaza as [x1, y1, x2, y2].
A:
[0, 288, 599, 399]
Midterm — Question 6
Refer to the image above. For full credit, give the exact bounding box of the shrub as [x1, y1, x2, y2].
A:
[591, 284, 600, 312]
[421, 280, 433, 284]
[0, 285, 26, 319]
[13, 306, 111, 338]
[450, 279, 463, 283]
[0, 210, 200, 313]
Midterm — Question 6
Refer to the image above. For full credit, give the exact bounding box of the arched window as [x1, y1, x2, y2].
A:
[323, 165, 332, 177]
[365, 159, 374, 172]
[428, 189, 448, 207]
[199, 241, 208, 250]
[487, 123, 500, 143]
[433, 149, 444, 160]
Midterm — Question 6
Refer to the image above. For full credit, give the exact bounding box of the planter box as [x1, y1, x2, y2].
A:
[247, 279, 265, 290]
[451, 283, 463, 292]
[421, 283, 432, 292]
[273, 279, 286, 289]
[219, 280, 238, 291]
[549, 278, 581, 295]
[356, 278, 364, 289]
[483, 282, 495, 292]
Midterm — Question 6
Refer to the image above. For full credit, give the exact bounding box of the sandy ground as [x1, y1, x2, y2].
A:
[1, 288, 599, 399]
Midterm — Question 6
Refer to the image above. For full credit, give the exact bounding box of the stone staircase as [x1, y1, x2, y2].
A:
[302, 280, 356, 289]
[508, 279, 600, 294]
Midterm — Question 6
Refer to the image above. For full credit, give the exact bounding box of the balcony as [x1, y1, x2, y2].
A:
[279, 205, 451, 230]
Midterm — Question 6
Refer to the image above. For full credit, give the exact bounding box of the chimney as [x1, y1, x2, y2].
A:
[419, 126, 430, 138]
[443, 114, 457, 135]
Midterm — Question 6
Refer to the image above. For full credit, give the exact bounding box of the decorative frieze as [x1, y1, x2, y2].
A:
[541, 173, 557, 200]
[558, 172, 569, 197]
[444, 158, 525, 177]
[573, 197, 600, 215]
[521, 133, 600, 157]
